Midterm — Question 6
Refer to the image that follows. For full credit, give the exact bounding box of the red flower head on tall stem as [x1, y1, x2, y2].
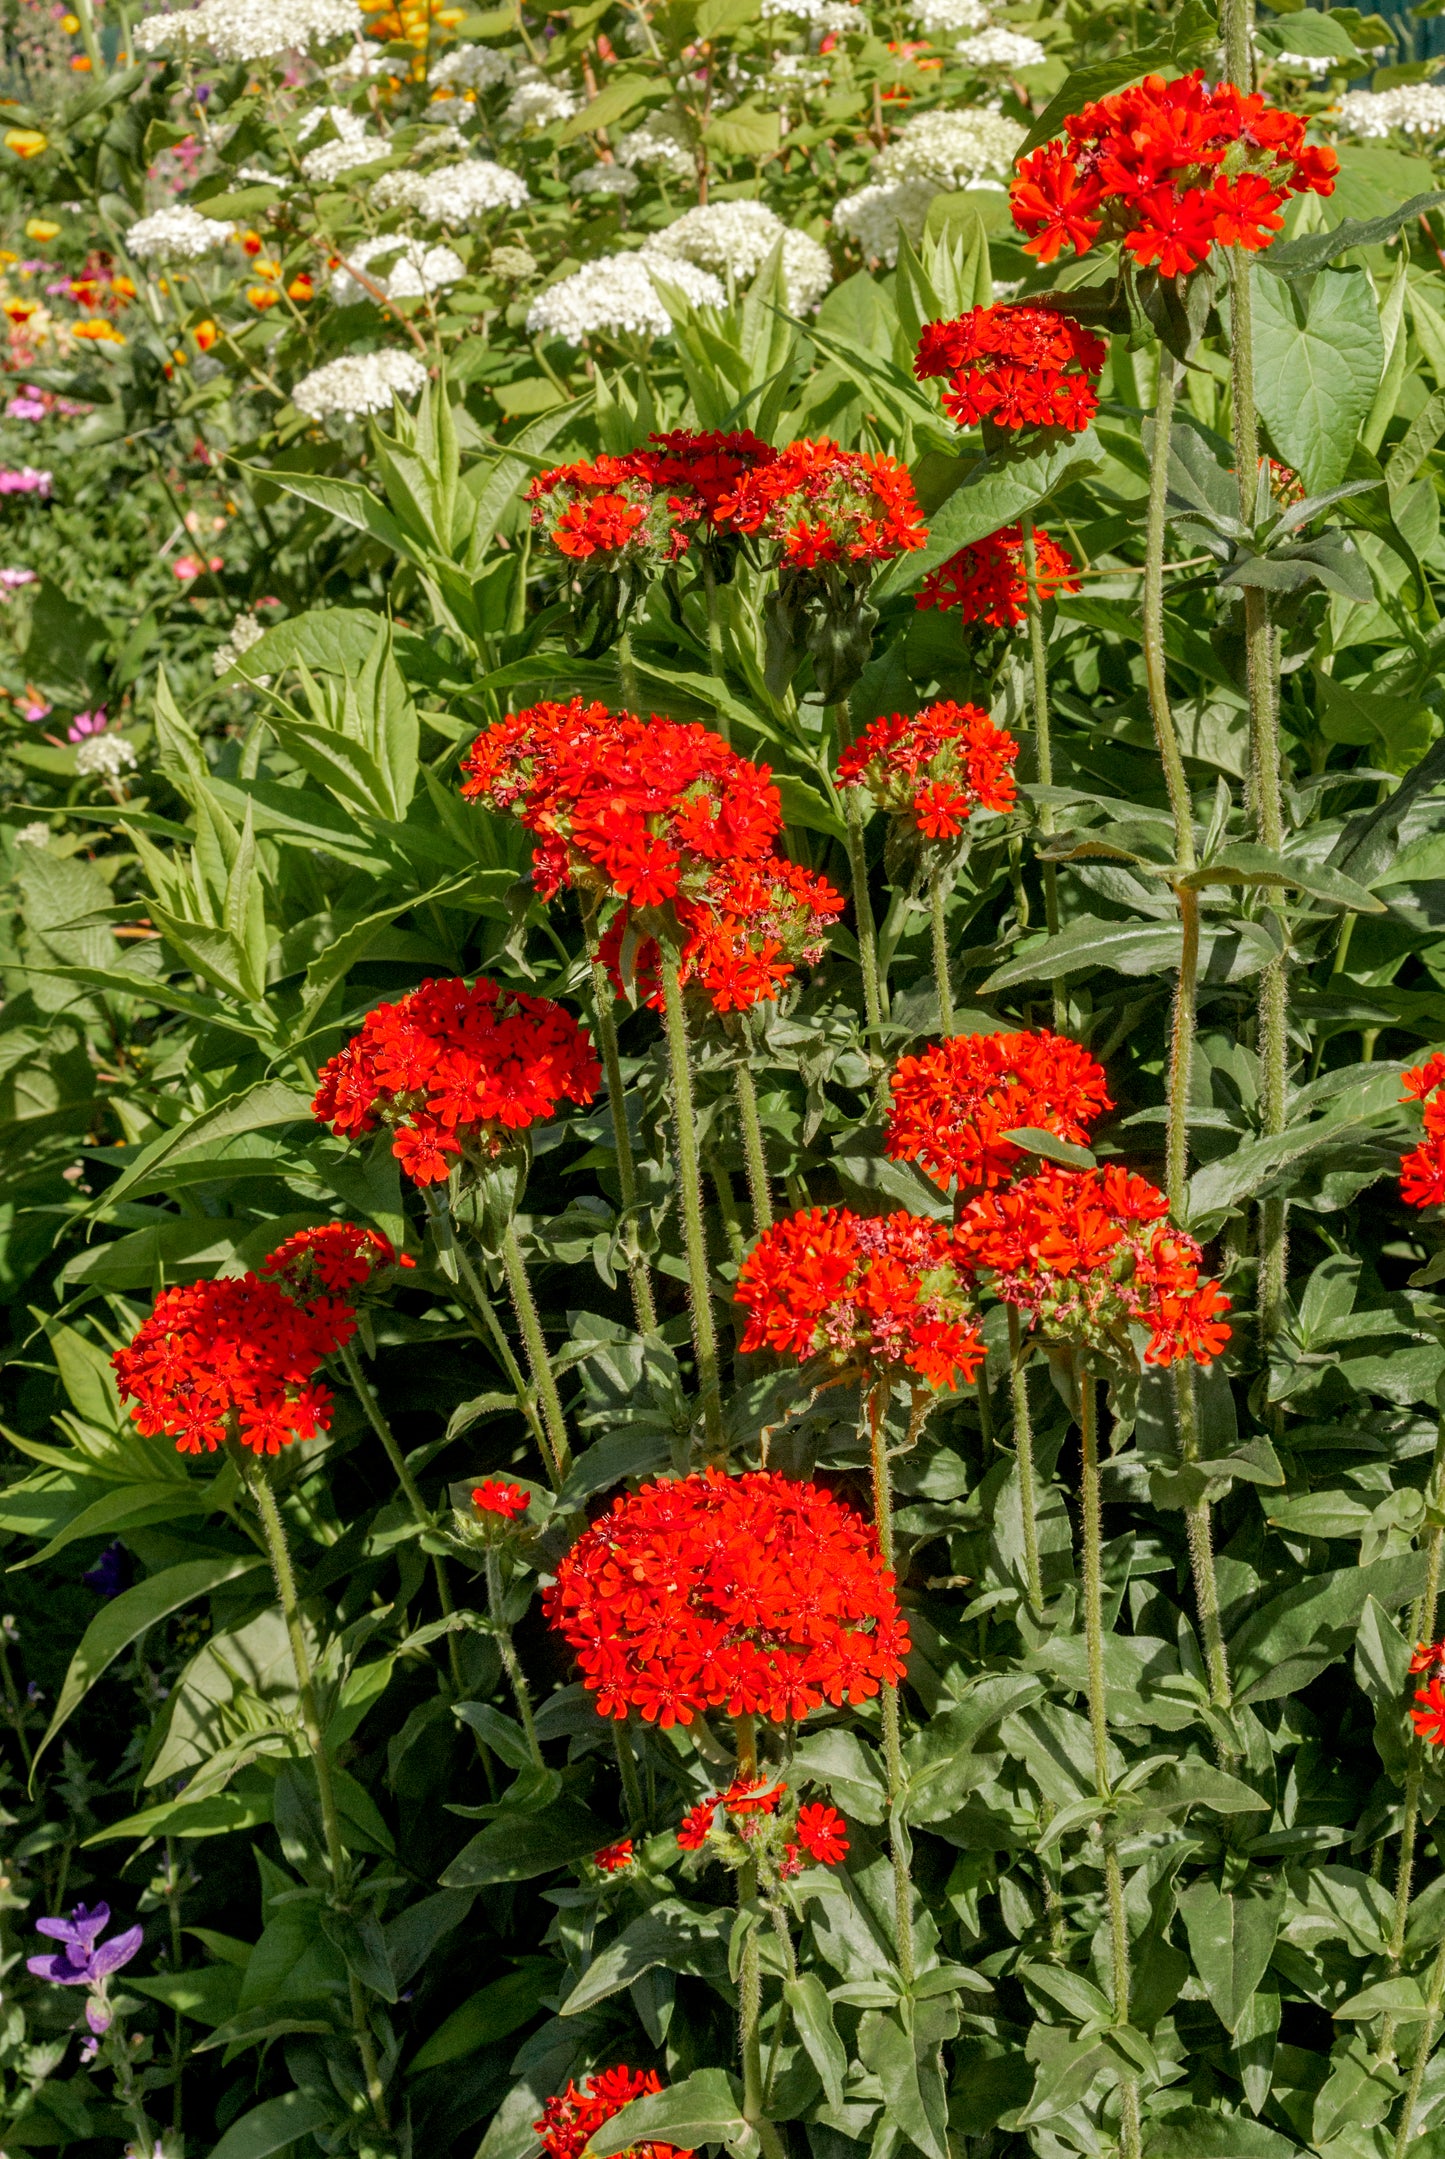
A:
[735, 1206, 985, 1390]
[917, 524, 1078, 630]
[262, 1222, 414, 1305]
[311, 976, 600, 1186]
[955, 1162, 1231, 1368]
[1400, 1053, 1445, 1209]
[715, 438, 927, 567]
[1010, 70, 1336, 276]
[112, 1276, 352, 1457]
[914, 304, 1106, 434]
[837, 701, 1019, 841]
[886, 1030, 1112, 1193]
[527, 455, 684, 570]
[598, 855, 845, 1017]
[535, 2068, 692, 2159]
[639, 428, 778, 550]
[543, 1468, 909, 1727]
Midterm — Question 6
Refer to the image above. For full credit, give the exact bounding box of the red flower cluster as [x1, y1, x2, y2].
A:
[593, 1839, 634, 1873]
[734, 1207, 984, 1390]
[914, 305, 1106, 433]
[956, 1163, 1231, 1367]
[1400, 1054, 1445, 1208]
[544, 1468, 909, 1727]
[472, 1479, 531, 1520]
[918, 524, 1079, 630]
[1411, 1640, 1445, 1676]
[1011, 69, 1337, 276]
[535, 2069, 691, 2159]
[674, 1784, 849, 1870]
[113, 1275, 352, 1457]
[262, 1222, 412, 1302]
[886, 1030, 1112, 1192]
[837, 700, 1019, 841]
[461, 699, 840, 1015]
[1413, 1679, 1445, 1746]
[599, 855, 845, 1016]
[715, 438, 927, 568]
[795, 1802, 850, 1865]
[527, 433, 778, 567]
[643, 427, 778, 526]
[312, 976, 599, 1186]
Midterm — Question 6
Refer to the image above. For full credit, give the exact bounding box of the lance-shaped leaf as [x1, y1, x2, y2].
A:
[561, 1900, 730, 2015]
[1259, 189, 1445, 278]
[1229, 1551, 1426, 1703]
[1177, 1881, 1284, 2034]
[783, 1974, 847, 2107]
[1179, 843, 1385, 912]
[586, 2070, 753, 2159]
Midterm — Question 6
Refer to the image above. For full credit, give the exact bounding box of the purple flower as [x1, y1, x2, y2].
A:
[6, 395, 45, 421]
[81, 1539, 129, 1595]
[67, 708, 107, 743]
[27, 1904, 142, 1986]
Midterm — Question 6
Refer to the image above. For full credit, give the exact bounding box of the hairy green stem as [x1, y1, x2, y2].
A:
[165, 1836, 184, 2134]
[242, 1458, 389, 2129]
[843, 782, 887, 1105]
[614, 1720, 646, 1831]
[866, 1382, 915, 1987]
[661, 955, 725, 1456]
[1022, 526, 1063, 1032]
[1395, 1940, 1445, 2154]
[500, 1222, 572, 1484]
[1381, 1417, 1445, 2061]
[929, 873, 955, 1036]
[701, 555, 730, 734]
[617, 624, 641, 711]
[1009, 1307, 1044, 1619]
[582, 910, 657, 1333]
[731, 1715, 785, 2159]
[485, 1544, 542, 1767]
[732, 1054, 774, 1237]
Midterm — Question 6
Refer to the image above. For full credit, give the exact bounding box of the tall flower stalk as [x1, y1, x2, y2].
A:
[661, 951, 726, 1455]
[1008, 1306, 1045, 1621]
[865, 1382, 915, 1986]
[1022, 527, 1064, 1033]
[732, 1052, 775, 1235]
[500, 1221, 573, 1485]
[581, 907, 658, 1333]
[929, 871, 956, 1036]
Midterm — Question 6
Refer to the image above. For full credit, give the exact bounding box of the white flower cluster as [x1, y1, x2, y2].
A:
[760, 51, 830, 95]
[431, 41, 515, 89]
[835, 104, 1023, 263]
[650, 201, 832, 311]
[503, 71, 580, 131]
[615, 108, 694, 177]
[292, 348, 428, 419]
[759, 0, 865, 27]
[574, 163, 641, 196]
[909, 0, 987, 32]
[213, 610, 268, 678]
[331, 236, 465, 305]
[1269, 48, 1337, 75]
[75, 735, 138, 778]
[421, 160, 530, 222]
[955, 26, 1046, 68]
[527, 249, 726, 343]
[324, 38, 396, 79]
[126, 205, 232, 261]
[134, 0, 354, 61]
[1334, 83, 1445, 136]
[12, 820, 50, 849]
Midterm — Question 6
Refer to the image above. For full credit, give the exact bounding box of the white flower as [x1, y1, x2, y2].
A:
[614, 108, 694, 177]
[214, 610, 271, 681]
[1270, 48, 1336, 75]
[759, 0, 865, 27]
[491, 244, 536, 278]
[574, 162, 640, 196]
[759, 52, 829, 95]
[527, 249, 725, 343]
[292, 349, 429, 419]
[330, 235, 465, 304]
[650, 201, 832, 311]
[503, 72, 580, 131]
[873, 103, 1025, 188]
[1333, 83, 1445, 135]
[302, 136, 384, 184]
[236, 162, 288, 188]
[431, 41, 516, 88]
[954, 26, 1046, 67]
[832, 178, 937, 265]
[134, 0, 355, 61]
[12, 820, 49, 848]
[417, 159, 529, 222]
[126, 205, 232, 260]
[75, 735, 138, 778]
[325, 37, 397, 78]
[370, 168, 429, 213]
[298, 101, 368, 143]
[909, 0, 988, 33]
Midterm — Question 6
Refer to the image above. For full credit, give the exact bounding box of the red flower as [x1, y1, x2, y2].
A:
[535, 2068, 691, 2159]
[676, 1799, 718, 1849]
[599, 856, 844, 1017]
[885, 1030, 1112, 1193]
[715, 438, 927, 566]
[1411, 1640, 1445, 1675]
[473, 1479, 531, 1520]
[1401, 1056, 1445, 1208]
[553, 493, 647, 560]
[955, 1164, 1231, 1369]
[837, 701, 1019, 838]
[914, 303, 1105, 434]
[1011, 69, 1335, 273]
[794, 1802, 849, 1865]
[527, 456, 686, 571]
[543, 1468, 909, 1728]
[917, 524, 1078, 630]
[723, 1776, 786, 1816]
[113, 1276, 350, 1458]
[1413, 1677, 1445, 1747]
[593, 1839, 634, 1873]
[311, 976, 599, 1187]
[262, 1222, 412, 1302]
[734, 1207, 984, 1390]
[640, 428, 777, 521]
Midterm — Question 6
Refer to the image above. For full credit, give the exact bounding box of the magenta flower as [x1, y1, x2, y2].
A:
[0, 567, 36, 592]
[67, 708, 106, 742]
[0, 467, 51, 497]
[28, 1904, 142, 1989]
[6, 393, 46, 421]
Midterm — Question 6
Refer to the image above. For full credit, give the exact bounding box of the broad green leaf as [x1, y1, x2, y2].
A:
[207, 2090, 335, 2159]
[13, 1478, 216, 1569]
[34, 1551, 267, 1775]
[983, 914, 1277, 991]
[1181, 843, 1385, 913]
[1229, 1551, 1426, 1703]
[784, 1973, 847, 2108]
[558, 73, 660, 140]
[1142, 2109, 1303, 2157]
[408, 1959, 554, 2073]
[440, 1798, 616, 1886]
[561, 1899, 729, 2015]
[97, 1079, 315, 1210]
[1177, 1881, 1284, 2034]
[1251, 266, 1384, 492]
[877, 429, 1101, 599]
[586, 2070, 751, 2158]
[238, 464, 417, 562]
[1261, 188, 1445, 277]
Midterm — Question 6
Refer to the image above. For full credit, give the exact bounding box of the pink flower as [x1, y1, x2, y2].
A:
[18, 694, 51, 722]
[6, 393, 46, 421]
[0, 567, 36, 592]
[0, 467, 51, 497]
[67, 708, 106, 742]
[171, 554, 221, 581]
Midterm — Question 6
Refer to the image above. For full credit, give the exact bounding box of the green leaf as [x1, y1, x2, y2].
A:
[33, 1552, 267, 1776]
[784, 1973, 848, 2108]
[128, 1963, 245, 2027]
[558, 73, 659, 140]
[1261, 188, 1445, 277]
[1181, 843, 1386, 913]
[586, 2070, 751, 2158]
[983, 914, 1277, 991]
[207, 2090, 335, 2159]
[13, 1478, 216, 1570]
[857, 2009, 950, 2159]
[1250, 266, 1384, 492]
[1177, 1881, 1284, 2035]
[408, 1960, 555, 2073]
[1016, 0, 1217, 156]
[1143, 2109, 1303, 2158]
[561, 1899, 729, 2015]
[97, 1079, 315, 1211]
[1229, 1551, 1426, 1703]
[876, 430, 1101, 600]
[238, 465, 417, 560]
[440, 1798, 616, 1886]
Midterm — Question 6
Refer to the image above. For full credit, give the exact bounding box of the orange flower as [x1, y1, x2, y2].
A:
[193, 318, 218, 350]
[287, 272, 314, 302]
[73, 318, 125, 343]
[247, 286, 279, 311]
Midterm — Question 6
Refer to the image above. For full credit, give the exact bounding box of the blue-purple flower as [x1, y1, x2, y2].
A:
[28, 1904, 142, 2003]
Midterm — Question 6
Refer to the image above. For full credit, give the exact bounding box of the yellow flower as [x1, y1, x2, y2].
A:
[59, 14, 79, 30]
[4, 130, 48, 158]
[24, 218, 59, 241]
[73, 317, 125, 343]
